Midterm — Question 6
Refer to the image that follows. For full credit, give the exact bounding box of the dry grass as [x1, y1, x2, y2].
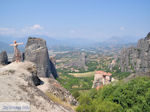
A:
[45, 92, 77, 111]
[69, 71, 95, 77]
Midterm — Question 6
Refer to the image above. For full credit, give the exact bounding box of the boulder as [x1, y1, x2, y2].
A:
[0, 51, 8, 65]
[25, 37, 58, 78]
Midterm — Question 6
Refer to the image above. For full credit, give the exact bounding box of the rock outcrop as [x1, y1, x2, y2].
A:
[0, 62, 74, 112]
[38, 78, 78, 106]
[92, 71, 115, 90]
[65, 52, 88, 70]
[118, 32, 150, 73]
[25, 37, 58, 78]
[0, 51, 8, 65]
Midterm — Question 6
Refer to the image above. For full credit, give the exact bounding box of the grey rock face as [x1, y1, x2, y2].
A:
[47, 78, 78, 106]
[92, 71, 115, 89]
[26, 63, 42, 86]
[118, 32, 150, 73]
[0, 51, 8, 65]
[66, 52, 88, 70]
[92, 75, 103, 88]
[25, 37, 58, 78]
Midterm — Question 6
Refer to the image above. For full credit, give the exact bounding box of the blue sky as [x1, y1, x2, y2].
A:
[0, 0, 149, 41]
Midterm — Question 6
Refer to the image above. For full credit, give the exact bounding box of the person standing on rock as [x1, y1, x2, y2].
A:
[10, 41, 23, 62]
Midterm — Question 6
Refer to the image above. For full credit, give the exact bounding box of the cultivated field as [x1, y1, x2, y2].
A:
[69, 71, 95, 77]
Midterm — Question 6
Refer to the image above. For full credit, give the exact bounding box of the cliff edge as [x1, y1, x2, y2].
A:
[0, 62, 74, 112]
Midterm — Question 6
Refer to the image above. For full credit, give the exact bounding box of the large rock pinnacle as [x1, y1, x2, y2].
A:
[25, 37, 58, 78]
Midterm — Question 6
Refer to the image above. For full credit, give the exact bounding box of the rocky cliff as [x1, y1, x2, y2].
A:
[92, 71, 115, 90]
[25, 37, 58, 78]
[118, 32, 150, 73]
[0, 62, 74, 112]
[38, 78, 78, 106]
[0, 51, 8, 65]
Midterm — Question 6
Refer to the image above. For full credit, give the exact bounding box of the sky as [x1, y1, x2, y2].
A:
[0, 0, 150, 41]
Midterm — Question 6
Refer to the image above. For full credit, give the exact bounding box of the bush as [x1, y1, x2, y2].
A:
[78, 94, 92, 105]
[96, 101, 123, 112]
[72, 91, 80, 99]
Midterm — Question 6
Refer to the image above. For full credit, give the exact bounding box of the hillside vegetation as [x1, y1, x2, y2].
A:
[76, 76, 150, 112]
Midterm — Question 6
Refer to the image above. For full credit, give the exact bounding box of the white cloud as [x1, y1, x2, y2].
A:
[30, 24, 43, 30]
[0, 28, 16, 35]
[120, 26, 125, 31]
[22, 24, 43, 32]
[0, 24, 44, 37]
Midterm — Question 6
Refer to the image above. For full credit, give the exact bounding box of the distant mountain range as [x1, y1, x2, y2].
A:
[103, 36, 140, 45]
[0, 35, 141, 53]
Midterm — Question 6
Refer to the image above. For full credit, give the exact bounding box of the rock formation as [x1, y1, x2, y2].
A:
[109, 59, 117, 71]
[92, 71, 115, 90]
[47, 78, 78, 105]
[0, 62, 74, 112]
[66, 52, 88, 70]
[79, 52, 88, 70]
[0, 51, 8, 65]
[117, 32, 150, 73]
[50, 56, 56, 65]
[38, 78, 78, 106]
[25, 37, 58, 78]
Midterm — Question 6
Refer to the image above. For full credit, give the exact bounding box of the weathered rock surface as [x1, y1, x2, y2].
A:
[0, 51, 8, 65]
[92, 74, 103, 89]
[92, 71, 115, 90]
[65, 52, 88, 70]
[38, 78, 78, 106]
[25, 37, 58, 78]
[117, 32, 150, 73]
[0, 62, 74, 112]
